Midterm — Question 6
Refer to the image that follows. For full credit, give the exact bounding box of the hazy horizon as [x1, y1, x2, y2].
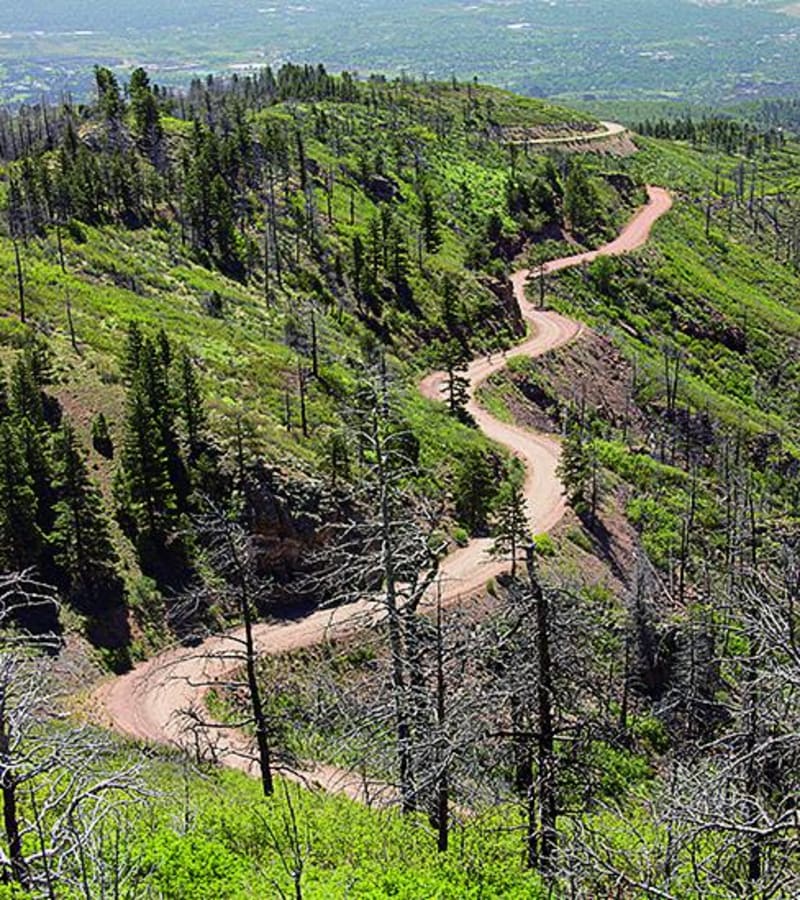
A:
[1, 0, 798, 105]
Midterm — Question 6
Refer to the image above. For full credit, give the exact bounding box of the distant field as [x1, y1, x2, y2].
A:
[1, 0, 800, 104]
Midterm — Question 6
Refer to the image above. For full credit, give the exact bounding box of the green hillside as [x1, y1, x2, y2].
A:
[0, 66, 798, 898]
[0, 65, 618, 657]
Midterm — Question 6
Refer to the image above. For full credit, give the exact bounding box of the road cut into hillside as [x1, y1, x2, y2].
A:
[98, 185, 673, 803]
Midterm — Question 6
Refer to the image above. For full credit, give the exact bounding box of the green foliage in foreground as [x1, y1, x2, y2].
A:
[102, 761, 549, 900]
[35, 739, 793, 899]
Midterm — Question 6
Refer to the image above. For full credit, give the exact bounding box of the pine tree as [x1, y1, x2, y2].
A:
[51, 424, 117, 604]
[557, 422, 603, 527]
[116, 329, 197, 582]
[0, 421, 42, 570]
[0, 369, 9, 421]
[8, 354, 44, 429]
[490, 477, 530, 578]
[117, 380, 177, 545]
[558, 427, 591, 513]
[94, 66, 124, 124]
[123, 322, 144, 381]
[420, 186, 442, 253]
[352, 233, 365, 301]
[454, 447, 496, 535]
[439, 340, 470, 422]
[388, 222, 409, 288]
[563, 160, 600, 236]
[5, 176, 28, 323]
[209, 174, 240, 275]
[129, 67, 164, 165]
[17, 419, 56, 538]
[26, 338, 54, 387]
[138, 335, 188, 504]
[178, 350, 207, 462]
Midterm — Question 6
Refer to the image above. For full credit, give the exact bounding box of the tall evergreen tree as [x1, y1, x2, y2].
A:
[454, 447, 496, 535]
[0, 421, 42, 570]
[557, 420, 603, 528]
[17, 419, 55, 539]
[138, 334, 188, 503]
[129, 67, 164, 165]
[563, 160, 600, 236]
[8, 354, 44, 429]
[116, 379, 178, 547]
[94, 66, 124, 125]
[420, 186, 442, 253]
[178, 350, 207, 463]
[123, 322, 144, 381]
[209, 174, 240, 275]
[490, 477, 529, 578]
[440, 340, 470, 422]
[0, 368, 9, 421]
[51, 425, 117, 604]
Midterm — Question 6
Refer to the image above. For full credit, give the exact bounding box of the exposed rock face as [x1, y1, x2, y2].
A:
[246, 463, 333, 579]
[481, 275, 525, 337]
[498, 331, 650, 437]
[671, 301, 747, 352]
[603, 172, 638, 202]
[366, 175, 402, 203]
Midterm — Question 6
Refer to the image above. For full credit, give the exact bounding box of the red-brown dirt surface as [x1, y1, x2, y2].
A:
[96, 186, 673, 801]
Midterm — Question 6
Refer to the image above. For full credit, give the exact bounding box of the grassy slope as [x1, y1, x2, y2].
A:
[0, 83, 605, 656]
[14, 90, 800, 896]
[0, 83, 594, 460]
[571, 136, 800, 444]
[95, 749, 550, 900]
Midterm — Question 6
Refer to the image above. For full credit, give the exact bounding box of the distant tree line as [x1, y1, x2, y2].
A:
[635, 114, 784, 156]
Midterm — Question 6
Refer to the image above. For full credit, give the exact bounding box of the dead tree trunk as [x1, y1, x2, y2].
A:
[376, 403, 415, 813]
[242, 592, 273, 797]
[0, 728, 28, 888]
[434, 590, 449, 852]
[526, 546, 557, 874]
[12, 239, 25, 324]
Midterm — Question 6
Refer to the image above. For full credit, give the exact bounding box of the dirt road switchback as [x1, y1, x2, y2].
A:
[98, 185, 673, 800]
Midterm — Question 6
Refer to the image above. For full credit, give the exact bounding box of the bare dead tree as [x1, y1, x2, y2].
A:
[310, 366, 445, 813]
[277, 357, 477, 825]
[561, 542, 799, 899]
[0, 571, 145, 894]
[465, 548, 633, 882]
[666, 554, 800, 898]
[171, 497, 276, 797]
[256, 781, 314, 900]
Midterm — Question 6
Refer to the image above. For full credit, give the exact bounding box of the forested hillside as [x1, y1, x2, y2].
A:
[0, 63, 614, 659]
[0, 64, 797, 898]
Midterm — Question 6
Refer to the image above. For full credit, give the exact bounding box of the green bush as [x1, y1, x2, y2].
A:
[533, 532, 557, 557]
[452, 525, 469, 546]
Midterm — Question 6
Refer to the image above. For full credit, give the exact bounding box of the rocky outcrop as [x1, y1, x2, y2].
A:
[246, 462, 348, 584]
[481, 275, 526, 337]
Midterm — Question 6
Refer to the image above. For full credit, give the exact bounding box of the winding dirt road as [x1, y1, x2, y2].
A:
[511, 119, 628, 147]
[98, 185, 672, 801]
